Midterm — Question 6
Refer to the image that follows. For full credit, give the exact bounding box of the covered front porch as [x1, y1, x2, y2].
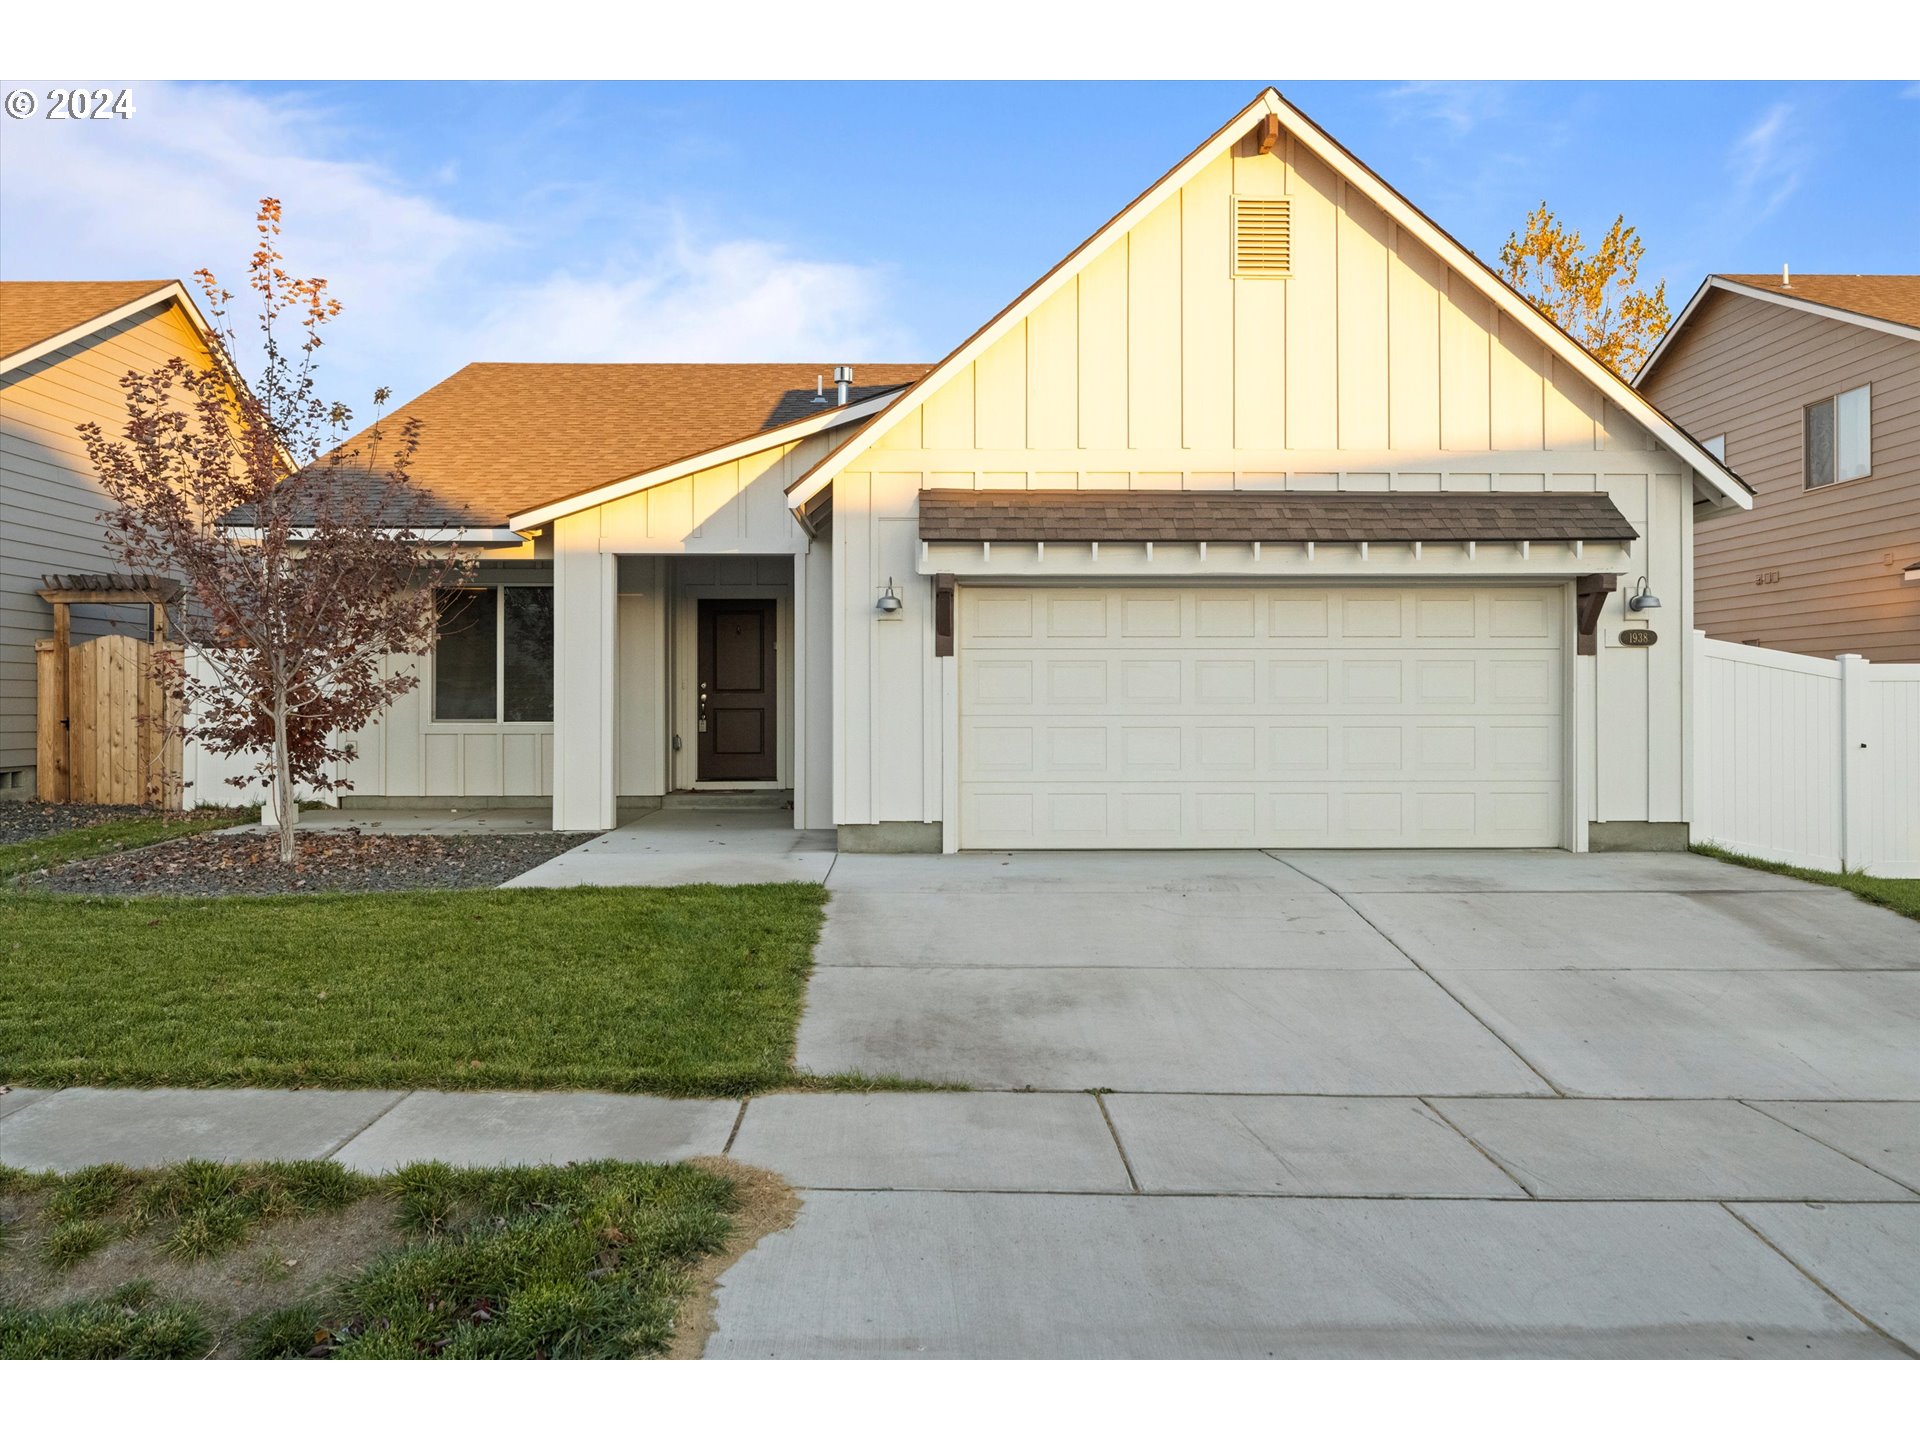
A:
[549, 548, 832, 834]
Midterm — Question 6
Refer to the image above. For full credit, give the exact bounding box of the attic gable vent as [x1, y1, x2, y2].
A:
[1231, 196, 1292, 278]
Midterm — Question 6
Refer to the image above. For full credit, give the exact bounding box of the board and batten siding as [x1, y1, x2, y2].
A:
[0, 300, 209, 779]
[832, 125, 1702, 840]
[546, 427, 832, 828]
[1640, 288, 1920, 663]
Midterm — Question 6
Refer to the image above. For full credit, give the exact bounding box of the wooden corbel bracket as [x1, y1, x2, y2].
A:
[1574, 573, 1618, 656]
[933, 573, 956, 657]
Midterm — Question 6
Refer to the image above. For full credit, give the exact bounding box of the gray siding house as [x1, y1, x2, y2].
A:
[0, 280, 216, 798]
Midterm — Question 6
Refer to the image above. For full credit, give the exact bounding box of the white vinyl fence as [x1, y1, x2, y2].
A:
[178, 646, 339, 815]
[1693, 633, 1920, 877]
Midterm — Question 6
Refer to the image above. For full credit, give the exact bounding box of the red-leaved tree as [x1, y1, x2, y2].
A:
[79, 198, 469, 862]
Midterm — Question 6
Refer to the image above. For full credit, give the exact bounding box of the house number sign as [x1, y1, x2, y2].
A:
[1619, 629, 1658, 648]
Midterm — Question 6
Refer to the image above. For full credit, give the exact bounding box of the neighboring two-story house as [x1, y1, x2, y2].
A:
[1635, 273, 1920, 663]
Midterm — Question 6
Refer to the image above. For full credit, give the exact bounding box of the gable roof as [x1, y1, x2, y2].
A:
[1637, 273, 1920, 382]
[304, 362, 932, 528]
[785, 88, 1753, 515]
[0, 279, 215, 372]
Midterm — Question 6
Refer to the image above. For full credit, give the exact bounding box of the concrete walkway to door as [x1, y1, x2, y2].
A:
[502, 807, 836, 887]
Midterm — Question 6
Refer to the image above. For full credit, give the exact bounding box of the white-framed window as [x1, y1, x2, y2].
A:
[1703, 434, 1726, 462]
[1805, 384, 1872, 489]
[433, 584, 554, 723]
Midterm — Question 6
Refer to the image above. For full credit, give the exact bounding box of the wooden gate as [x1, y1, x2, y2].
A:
[34, 576, 184, 807]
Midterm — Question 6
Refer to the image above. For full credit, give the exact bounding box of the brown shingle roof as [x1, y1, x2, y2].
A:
[0, 280, 180, 362]
[1719, 274, 1920, 330]
[306, 362, 932, 526]
[918, 489, 1640, 545]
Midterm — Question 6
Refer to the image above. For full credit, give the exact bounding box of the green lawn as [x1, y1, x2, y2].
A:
[0, 1158, 746, 1359]
[0, 809, 247, 883]
[0, 885, 832, 1095]
[1693, 843, 1920, 923]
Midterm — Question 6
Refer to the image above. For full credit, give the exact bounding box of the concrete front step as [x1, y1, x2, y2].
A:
[661, 790, 794, 811]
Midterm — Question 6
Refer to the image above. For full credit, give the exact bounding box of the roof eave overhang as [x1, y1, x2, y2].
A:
[786, 87, 1753, 513]
[0, 281, 219, 375]
[217, 525, 527, 545]
[1637, 275, 1920, 384]
[506, 387, 909, 531]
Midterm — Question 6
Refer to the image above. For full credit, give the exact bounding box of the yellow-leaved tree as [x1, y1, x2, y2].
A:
[1499, 203, 1671, 378]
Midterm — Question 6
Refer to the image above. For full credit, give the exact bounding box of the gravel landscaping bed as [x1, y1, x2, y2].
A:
[0, 803, 164, 847]
[25, 828, 592, 897]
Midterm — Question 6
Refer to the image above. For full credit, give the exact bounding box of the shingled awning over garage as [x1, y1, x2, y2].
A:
[917, 489, 1641, 546]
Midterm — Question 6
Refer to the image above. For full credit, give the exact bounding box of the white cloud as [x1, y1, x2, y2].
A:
[0, 81, 912, 410]
[1729, 101, 1810, 223]
[0, 81, 492, 406]
[1383, 81, 1512, 137]
[478, 221, 912, 363]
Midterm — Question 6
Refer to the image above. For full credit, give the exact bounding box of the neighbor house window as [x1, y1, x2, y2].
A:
[1805, 384, 1872, 489]
[1703, 434, 1726, 462]
[433, 585, 554, 723]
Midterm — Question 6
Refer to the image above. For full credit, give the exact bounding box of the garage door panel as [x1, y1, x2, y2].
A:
[963, 715, 1559, 786]
[959, 586, 1565, 849]
[963, 652, 1562, 716]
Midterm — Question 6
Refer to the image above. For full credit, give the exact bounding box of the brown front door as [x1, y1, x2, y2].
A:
[697, 598, 777, 781]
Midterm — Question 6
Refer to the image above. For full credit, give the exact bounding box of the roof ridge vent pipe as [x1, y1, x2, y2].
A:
[834, 364, 853, 406]
[812, 374, 828, 406]
[1782, 264, 1791, 288]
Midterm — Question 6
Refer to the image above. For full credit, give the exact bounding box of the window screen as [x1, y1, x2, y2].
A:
[503, 587, 555, 722]
[434, 588, 498, 721]
[1805, 398, 1836, 489]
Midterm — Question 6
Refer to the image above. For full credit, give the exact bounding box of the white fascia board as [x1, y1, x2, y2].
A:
[509, 388, 903, 531]
[0, 281, 217, 374]
[219, 526, 526, 544]
[784, 91, 1283, 512]
[1637, 275, 1920, 382]
[787, 87, 1750, 512]
[1632, 275, 1715, 383]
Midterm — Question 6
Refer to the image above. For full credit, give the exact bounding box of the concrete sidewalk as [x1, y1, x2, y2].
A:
[4, 1084, 1915, 1357]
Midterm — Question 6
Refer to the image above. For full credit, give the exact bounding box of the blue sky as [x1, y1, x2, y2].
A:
[3, 80, 1914, 413]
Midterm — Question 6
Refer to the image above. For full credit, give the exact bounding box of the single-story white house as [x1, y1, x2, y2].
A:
[276, 88, 1753, 853]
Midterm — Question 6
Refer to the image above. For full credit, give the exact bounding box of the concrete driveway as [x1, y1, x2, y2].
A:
[708, 847, 1920, 1358]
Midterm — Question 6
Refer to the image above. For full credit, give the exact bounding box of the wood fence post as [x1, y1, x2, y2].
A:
[35, 638, 69, 801]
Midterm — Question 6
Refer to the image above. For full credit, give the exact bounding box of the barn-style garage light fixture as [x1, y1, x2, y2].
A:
[875, 577, 903, 614]
[1626, 575, 1662, 612]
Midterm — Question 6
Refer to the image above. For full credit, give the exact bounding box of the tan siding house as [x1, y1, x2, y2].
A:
[0, 282, 225, 796]
[1636, 274, 1920, 663]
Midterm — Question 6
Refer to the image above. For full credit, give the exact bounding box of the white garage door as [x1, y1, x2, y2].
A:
[958, 585, 1564, 849]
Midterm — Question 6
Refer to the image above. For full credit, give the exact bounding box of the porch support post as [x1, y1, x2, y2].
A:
[552, 516, 617, 831]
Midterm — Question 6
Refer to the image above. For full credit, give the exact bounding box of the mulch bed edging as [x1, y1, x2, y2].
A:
[22, 828, 593, 898]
